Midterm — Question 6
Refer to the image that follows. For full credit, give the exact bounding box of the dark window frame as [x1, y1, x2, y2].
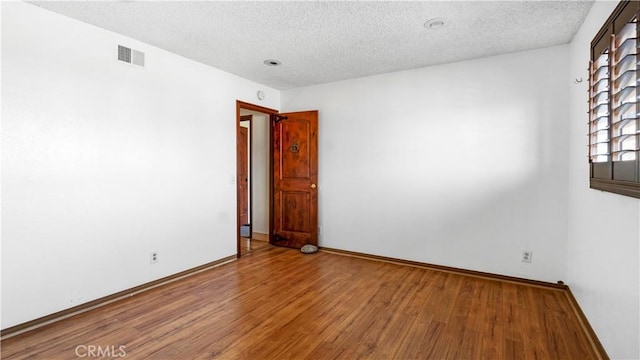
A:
[589, 0, 640, 198]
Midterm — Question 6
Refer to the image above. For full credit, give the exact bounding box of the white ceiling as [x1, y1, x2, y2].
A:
[31, 1, 594, 90]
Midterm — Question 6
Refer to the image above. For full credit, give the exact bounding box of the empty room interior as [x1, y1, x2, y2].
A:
[2, 1, 640, 359]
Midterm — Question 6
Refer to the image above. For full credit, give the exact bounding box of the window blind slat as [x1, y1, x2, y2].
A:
[614, 37, 637, 60]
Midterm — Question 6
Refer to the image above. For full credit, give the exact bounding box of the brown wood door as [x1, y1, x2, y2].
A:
[238, 126, 249, 226]
[272, 111, 318, 249]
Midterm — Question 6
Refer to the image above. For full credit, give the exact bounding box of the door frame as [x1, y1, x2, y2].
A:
[236, 100, 278, 258]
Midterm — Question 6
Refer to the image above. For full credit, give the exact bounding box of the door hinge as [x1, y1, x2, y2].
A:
[273, 114, 289, 124]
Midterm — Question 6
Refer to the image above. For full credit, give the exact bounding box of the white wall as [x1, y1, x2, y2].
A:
[282, 45, 569, 283]
[567, 1, 640, 358]
[251, 113, 270, 234]
[1, 2, 279, 329]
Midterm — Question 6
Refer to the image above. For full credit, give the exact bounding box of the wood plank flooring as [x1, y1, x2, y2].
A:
[240, 237, 270, 256]
[2, 244, 600, 359]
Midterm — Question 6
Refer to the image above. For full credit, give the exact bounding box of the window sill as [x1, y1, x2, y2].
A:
[590, 178, 640, 199]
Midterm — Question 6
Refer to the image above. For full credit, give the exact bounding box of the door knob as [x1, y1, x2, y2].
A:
[310, 184, 317, 189]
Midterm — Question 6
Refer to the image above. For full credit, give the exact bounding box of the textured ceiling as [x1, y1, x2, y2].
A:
[30, 1, 594, 90]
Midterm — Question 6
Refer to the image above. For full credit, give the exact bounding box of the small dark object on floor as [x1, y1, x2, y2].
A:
[301, 244, 318, 254]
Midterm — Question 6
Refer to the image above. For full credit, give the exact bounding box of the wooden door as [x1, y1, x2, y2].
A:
[238, 126, 249, 226]
[272, 111, 318, 249]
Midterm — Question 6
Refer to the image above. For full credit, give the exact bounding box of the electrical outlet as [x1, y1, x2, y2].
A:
[318, 226, 323, 235]
[150, 251, 159, 264]
[521, 250, 533, 263]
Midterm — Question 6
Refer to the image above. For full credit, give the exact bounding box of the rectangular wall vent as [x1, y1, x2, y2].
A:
[132, 49, 145, 67]
[118, 45, 131, 63]
[117, 45, 145, 67]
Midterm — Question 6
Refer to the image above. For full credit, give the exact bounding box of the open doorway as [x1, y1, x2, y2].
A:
[236, 101, 277, 257]
[236, 101, 319, 257]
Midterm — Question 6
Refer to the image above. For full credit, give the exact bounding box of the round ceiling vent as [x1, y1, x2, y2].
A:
[424, 18, 449, 30]
[263, 59, 281, 66]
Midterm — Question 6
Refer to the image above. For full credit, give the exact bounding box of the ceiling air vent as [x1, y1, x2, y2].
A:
[117, 45, 145, 67]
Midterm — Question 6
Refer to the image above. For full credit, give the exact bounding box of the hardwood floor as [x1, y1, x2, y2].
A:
[2, 245, 601, 359]
[240, 237, 270, 256]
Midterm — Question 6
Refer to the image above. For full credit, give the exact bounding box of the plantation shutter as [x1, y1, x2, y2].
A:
[589, 1, 640, 198]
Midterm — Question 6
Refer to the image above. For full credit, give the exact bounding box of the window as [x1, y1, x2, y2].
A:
[589, 0, 640, 198]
